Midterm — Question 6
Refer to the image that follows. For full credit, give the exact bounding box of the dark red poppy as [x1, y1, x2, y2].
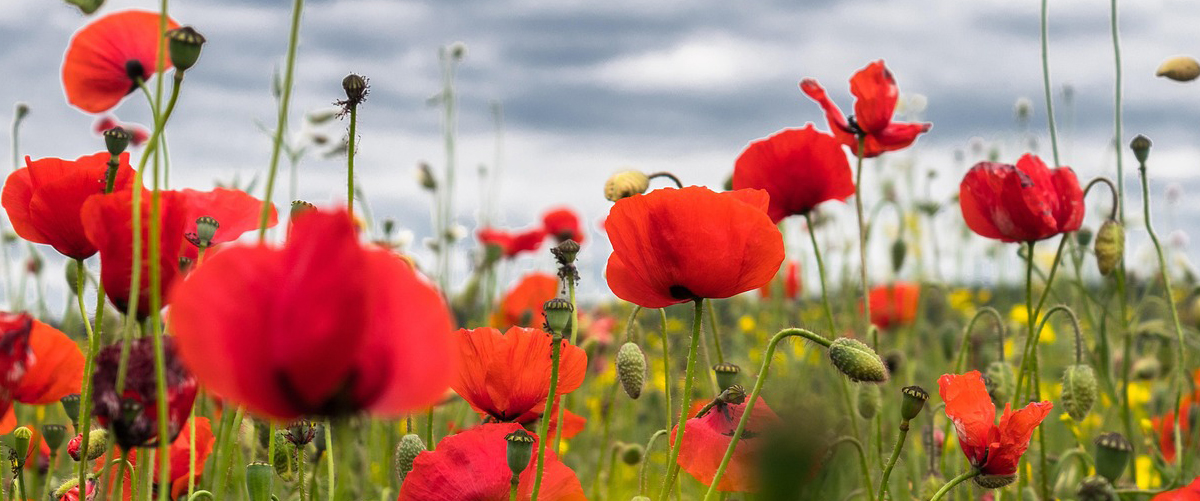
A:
[478, 227, 547, 259]
[94, 417, 214, 501]
[94, 117, 149, 147]
[398, 423, 586, 501]
[800, 60, 931, 158]
[541, 207, 585, 244]
[1153, 476, 1200, 500]
[865, 282, 920, 330]
[168, 208, 456, 420]
[938, 371, 1052, 476]
[492, 273, 560, 329]
[62, 10, 180, 113]
[451, 326, 586, 426]
[91, 336, 197, 449]
[2, 152, 135, 259]
[671, 396, 780, 493]
[732, 125, 855, 222]
[0, 313, 85, 433]
[959, 154, 1085, 243]
[759, 260, 801, 300]
[605, 186, 784, 308]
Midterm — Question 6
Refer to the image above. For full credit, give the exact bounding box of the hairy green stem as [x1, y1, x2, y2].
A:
[928, 469, 980, 501]
[530, 330, 564, 501]
[852, 136, 874, 349]
[258, 0, 305, 240]
[638, 429, 668, 496]
[878, 420, 911, 500]
[347, 104, 357, 215]
[657, 299, 705, 501]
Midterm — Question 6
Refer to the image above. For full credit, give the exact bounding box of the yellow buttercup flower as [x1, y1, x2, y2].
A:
[739, 315, 756, 334]
[1008, 305, 1056, 344]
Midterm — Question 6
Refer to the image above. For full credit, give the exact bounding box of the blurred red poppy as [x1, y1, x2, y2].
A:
[398, 423, 586, 501]
[672, 396, 780, 493]
[55, 478, 97, 501]
[938, 371, 1052, 477]
[176, 187, 278, 260]
[733, 125, 854, 222]
[959, 154, 1085, 243]
[759, 260, 801, 300]
[169, 208, 455, 419]
[492, 273, 560, 329]
[94, 117, 149, 147]
[0, 313, 85, 433]
[865, 282, 919, 330]
[2, 152, 135, 259]
[1152, 394, 1195, 464]
[800, 60, 931, 158]
[605, 186, 784, 308]
[92, 336, 197, 449]
[62, 10, 179, 113]
[542, 207, 585, 244]
[93, 416, 214, 501]
[451, 326, 586, 426]
[478, 227, 547, 259]
[1153, 476, 1200, 500]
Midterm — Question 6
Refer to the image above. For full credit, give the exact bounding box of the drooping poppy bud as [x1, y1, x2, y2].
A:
[1094, 220, 1125, 276]
[165, 26, 206, 72]
[620, 443, 644, 465]
[604, 170, 650, 202]
[616, 342, 647, 399]
[1061, 364, 1098, 421]
[394, 433, 425, 482]
[985, 361, 1016, 406]
[1156, 55, 1200, 82]
[900, 385, 928, 421]
[1092, 432, 1132, 484]
[975, 473, 1017, 489]
[828, 337, 888, 383]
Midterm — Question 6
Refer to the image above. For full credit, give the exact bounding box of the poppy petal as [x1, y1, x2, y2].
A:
[849, 60, 899, 135]
[732, 124, 855, 222]
[11, 320, 84, 404]
[937, 371, 995, 467]
[62, 10, 180, 113]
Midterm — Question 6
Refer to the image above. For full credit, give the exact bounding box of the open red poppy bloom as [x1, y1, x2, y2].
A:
[865, 282, 920, 330]
[732, 124, 855, 222]
[0, 312, 85, 433]
[759, 260, 801, 300]
[1152, 394, 1195, 463]
[398, 423, 586, 501]
[541, 207, 585, 244]
[169, 208, 455, 420]
[492, 273, 560, 329]
[605, 186, 784, 308]
[938, 371, 1052, 476]
[800, 60, 931, 158]
[2, 152, 135, 259]
[478, 227, 547, 259]
[62, 10, 180, 113]
[451, 326, 586, 425]
[671, 396, 780, 493]
[960, 154, 1085, 243]
[1153, 476, 1200, 500]
[94, 417, 215, 501]
[92, 336, 197, 449]
[94, 116, 149, 147]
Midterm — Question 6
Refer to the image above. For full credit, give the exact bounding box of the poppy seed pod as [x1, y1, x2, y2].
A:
[1076, 475, 1119, 501]
[616, 342, 647, 399]
[11, 426, 32, 466]
[857, 383, 882, 419]
[342, 74, 368, 105]
[504, 428, 535, 479]
[603, 170, 650, 202]
[1156, 55, 1200, 82]
[103, 127, 132, 156]
[1094, 220, 1125, 276]
[542, 297, 574, 335]
[985, 361, 1016, 406]
[290, 200, 316, 219]
[974, 474, 1017, 489]
[713, 362, 740, 392]
[620, 443, 644, 465]
[1061, 364, 1098, 421]
[394, 433, 426, 482]
[285, 420, 316, 446]
[900, 385, 928, 421]
[1130, 135, 1152, 164]
[42, 424, 67, 451]
[1093, 432, 1132, 484]
[246, 462, 275, 501]
[552, 239, 580, 266]
[166, 26, 206, 72]
[61, 394, 82, 425]
[191, 216, 219, 248]
[828, 337, 889, 382]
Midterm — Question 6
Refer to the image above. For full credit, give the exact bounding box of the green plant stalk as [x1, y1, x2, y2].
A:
[188, 404, 197, 498]
[706, 301, 724, 364]
[638, 429, 668, 496]
[1040, 0, 1061, 168]
[554, 272, 579, 455]
[928, 469, 980, 501]
[335, 420, 353, 501]
[258, 0, 305, 240]
[347, 104, 357, 215]
[75, 257, 106, 493]
[604, 443, 620, 501]
[589, 382, 618, 500]
[659, 308, 672, 432]
[509, 480, 517, 501]
[435, 51, 460, 294]
[701, 327, 836, 501]
[878, 420, 911, 500]
[298, 444, 307, 501]
[530, 331, 564, 501]
[826, 436, 874, 501]
[326, 420, 335, 501]
[852, 136, 874, 349]
[1012, 235, 1069, 404]
[38, 451, 56, 500]
[211, 407, 245, 498]
[1109, 0, 1124, 223]
[657, 299, 705, 501]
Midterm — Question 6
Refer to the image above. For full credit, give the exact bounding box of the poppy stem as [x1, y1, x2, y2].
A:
[637, 429, 668, 496]
[325, 420, 335, 500]
[927, 469, 980, 501]
[877, 419, 911, 500]
[1039, 0, 1061, 168]
[827, 436, 873, 501]
[659, 308, 672, 432]
[1137, 151, 1189, 479]
[188, 408, 197, 498]
[647, 172, 683, 189]
[297, 445, 307, 501]
[211, 407, 245, 498]
[74, 257, 105, 495]
[852, 136, 874, 350]
[258, 0, 306, 241]
[706, 301, 724, 364]
[1083, 177, 1120, 221]
[1109, 0, 1125, 225]
[554, 269, 580, 455]
[529, 331, 564, 501]
[347, 103, 357, 217]
[701, 327, 836, 501]
[657, 299, 705, 501]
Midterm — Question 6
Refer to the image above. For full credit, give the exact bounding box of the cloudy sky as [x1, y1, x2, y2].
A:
[3, 0, 1200, 302]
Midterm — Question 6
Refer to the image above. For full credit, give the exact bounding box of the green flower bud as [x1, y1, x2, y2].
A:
[246, 462, 274, 501]
[1062, 364, 1099, 421]
[104, 126, 132, 156]
[1094, 220, 1125, 276]
[166, 26, 206, 72]
[900, 385, 929, 421]
[1076, 475, 1119, 501]
[985, 361, 1016, 406]
[857, 383, 882, 420]
[828, 337, 889, 382]
[604, 170, 650, 202]
[616, 342, 647, 400]
[542, 297, 574, 335]
[890, 239, 907, 273]
[620, 443, 644, 465]
[1130, 135, 1152, 164]
[504, 429, 535, 479]
[11, 426, 32, 466]
[1093, 432, 1133, 484]
[974, 474, 1017, 489]
[53, 476, 93, 500]
[395, 433, 426, 482]
[713, 362, 740, 392]
[272, 431, 297, 480]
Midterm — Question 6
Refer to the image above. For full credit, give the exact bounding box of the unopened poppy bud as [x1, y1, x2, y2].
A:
[192, 216, 219, 248]
[1094, 220, 1124, 276]
[285, 420, 316, 446]
[53, 476, 95, 501]
[604, 170, 650, 201]
[900, 385, 928, 421]
[394, 433, 426, 482]
[1131, 356, 1161, 380]
[828, 337, 889, 382]
[342, 74, 369, 105]
[616, 342, 647, 399]
[42, 424, 67, 452]
[1076, 227, 1094, 247]
[246, 462, 274, 501]
[1156, 55, 1200, 82]
[166, 27, 206, 72]
[890, 239, 907, 273]
[416, 162, 437, 191]
[985, 361, 1016, 406]
[11, 426, 32, 466]
[857, 384, 882, 419]
[620, 443, 644, 465]
[67, 429, 108, 461]
[61, 394, 82, 424]
[65, 262, 83, 296]
[104, 127, 132, 156]
[713, 362, 740, 391]
[974, 474, 1017, 489]
[1061, 364, 1098, 421]
[1130, 135, 1152, 164]
[1076, 475, 1119, 501]
[1093, 432, 1133, 484]
[552, 239, 580, 265]
[504, 429, 535, 478]
[542, 298, 574, 334]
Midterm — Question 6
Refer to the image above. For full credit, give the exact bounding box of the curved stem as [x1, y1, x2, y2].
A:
[259, 0, 306, 240]
[806, 213, 863, 441]
[647, 172, 683, 189]
[829, 436, 875, 501]
[1083, 177, 1120, 221]
[877, 420, 910, 500]
[638, 429, 668, 496]
[701, 327, 835, 501]
[530, 331, 564, 501]
[1109, 0, 1125, 224]
[657, 299, 705, 501]
[953, 307, 1005, 373]
[928, 469, 980, 501]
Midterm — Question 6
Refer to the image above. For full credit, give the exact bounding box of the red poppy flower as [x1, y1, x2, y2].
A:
[492, 273, 560, 329]
[93, 417, 214, 501]
[959, 154, 1085, 243]
[865, 282, 920, 330]
[92, 336, 197, 449]
[168, 208, 455, 420]
[670, 396, 780, 493]
[2, 152, 135, 259]
[800, 60, 932, 158]
[732, 125, 855, 222]
[541, 207, 585, 244]
[176, 187, 278, 260]
[0, 313, 85, 433]
[605, 186, 784, 308]
[478, 227, 547, 259]
[55, 478, 97, 501]
[1152, 394, 1195, 464]
[94, 116, 149, 147]
[937, 371, 1052, 477]
[398, 423, 586, 501]
[62, 10, 180, 113]
[1153, 476, 1200, 500]
[451, 326, 586, 425]
[759, 260, 801, 300]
